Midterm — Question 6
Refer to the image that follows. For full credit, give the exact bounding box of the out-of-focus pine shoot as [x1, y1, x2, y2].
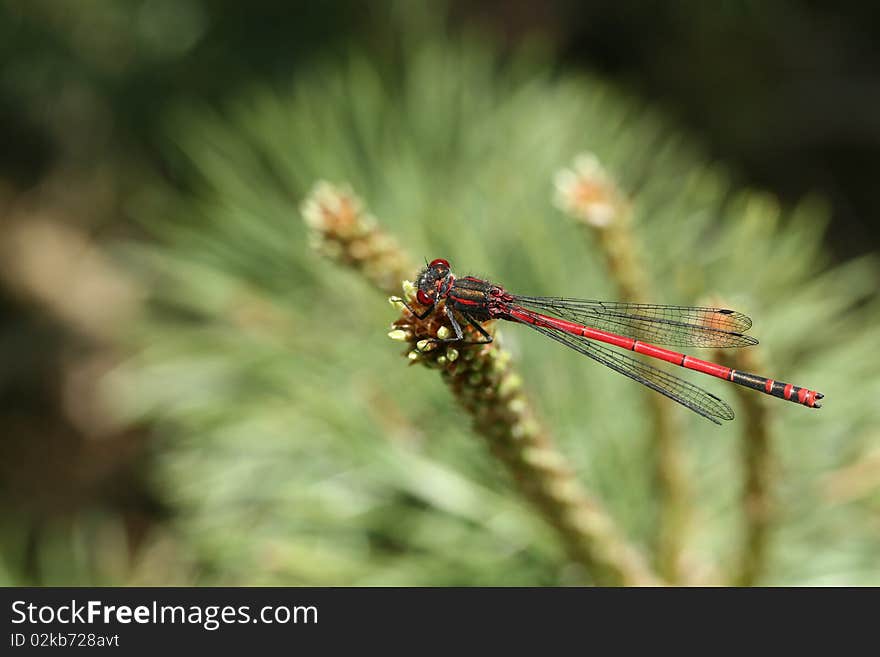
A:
[703, 295, 775, 586]
[555, 153, 694, 584]
[301, 181, 414, 295]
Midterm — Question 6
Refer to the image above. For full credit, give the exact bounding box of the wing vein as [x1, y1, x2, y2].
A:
[515, 316, 734, 423]
[512, 295, 757, 348]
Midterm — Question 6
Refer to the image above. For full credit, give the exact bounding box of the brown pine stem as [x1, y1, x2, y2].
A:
[710, 336, 775, 586]
[390, 295, 662, 586]
[554, 154, 691, 583]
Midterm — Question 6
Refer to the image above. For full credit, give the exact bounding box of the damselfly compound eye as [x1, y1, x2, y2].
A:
[416, 290, 434, 305]
[429, 258, 450, 269]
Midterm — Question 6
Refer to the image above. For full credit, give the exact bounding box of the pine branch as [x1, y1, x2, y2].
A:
[554, 154, 692, 583]
[301, 181, 415, 296]
[390, 296, 661, 586]
[709, 335, 774, 586]
[303, 180, 661, 585]
[702, 292, 775, 585]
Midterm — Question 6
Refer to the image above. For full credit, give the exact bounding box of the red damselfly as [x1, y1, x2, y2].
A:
[395, 258, 823, 424]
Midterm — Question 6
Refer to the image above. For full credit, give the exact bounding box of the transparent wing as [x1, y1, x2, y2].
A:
[512, 295, 757, 348]
[522, 320, 735, 424]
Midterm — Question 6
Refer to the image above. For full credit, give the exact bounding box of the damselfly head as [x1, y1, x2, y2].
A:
[415, 258, 453, 305]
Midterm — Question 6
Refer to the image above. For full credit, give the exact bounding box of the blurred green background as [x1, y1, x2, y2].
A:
[1, 0, 878, 585]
